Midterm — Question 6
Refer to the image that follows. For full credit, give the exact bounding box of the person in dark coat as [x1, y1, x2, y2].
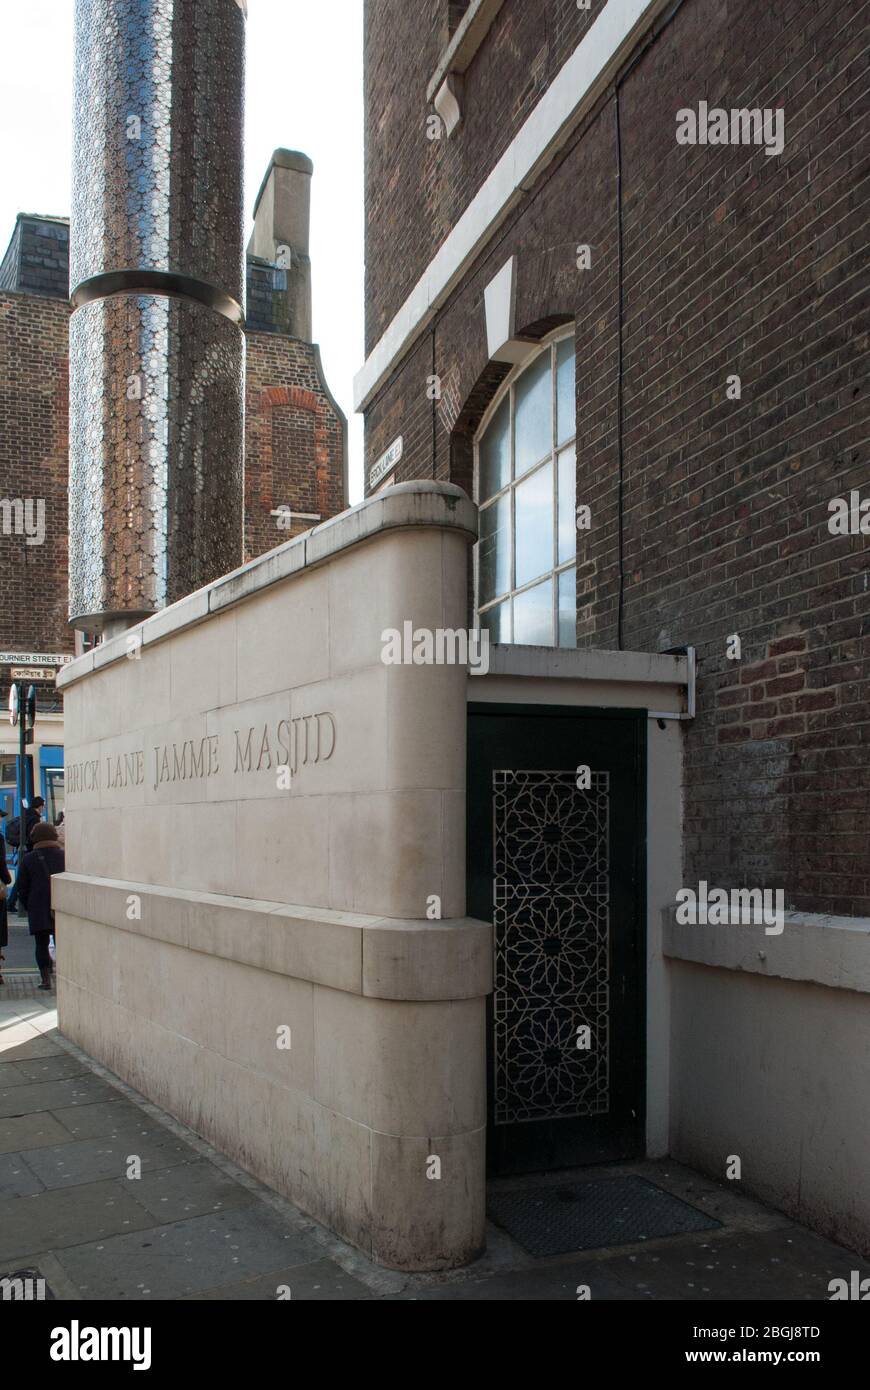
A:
[17, 821, 64, 991]
[5, 797, 45, 853]
[5, 798, 45, 914]
[0, 832, 11, 985]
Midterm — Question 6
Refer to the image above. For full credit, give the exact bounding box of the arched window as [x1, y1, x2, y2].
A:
[474, 331, 576, 647]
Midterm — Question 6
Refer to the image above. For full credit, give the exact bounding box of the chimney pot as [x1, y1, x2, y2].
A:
[249, 149, 314, 341]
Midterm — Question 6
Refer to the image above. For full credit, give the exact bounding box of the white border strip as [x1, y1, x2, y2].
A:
[354, 0, 671, 413]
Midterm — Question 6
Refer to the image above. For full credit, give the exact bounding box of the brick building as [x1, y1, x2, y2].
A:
[42, 0, 869, 1270]
[0, 213, 72, 810]
[350, 0, 870, 1247]
[357, 0, 869, 919]
[0, 151, 346, 807]
[244, 151, 348, 559]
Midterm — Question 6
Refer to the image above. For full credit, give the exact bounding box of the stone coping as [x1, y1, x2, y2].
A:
[663, 908, 870, 996]
[57, 481, 478, 691]
[482, 644, 688, 688]
[252, 148, 313, 217]
[426, 0, 506, 102]
[53, 873, 493, 1002]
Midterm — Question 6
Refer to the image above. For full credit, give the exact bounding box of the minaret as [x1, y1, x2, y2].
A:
[68, 0, 248, 635]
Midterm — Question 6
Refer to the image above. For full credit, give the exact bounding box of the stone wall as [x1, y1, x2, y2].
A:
[666, 914, 870, 1256]
[56, 483, 490, 1271]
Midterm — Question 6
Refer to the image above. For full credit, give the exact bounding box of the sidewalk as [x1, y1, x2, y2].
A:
[1, 910, 40, 976]
[1, 989, 867, 1301]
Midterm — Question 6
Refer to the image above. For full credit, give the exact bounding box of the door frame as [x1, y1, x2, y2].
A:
[468, 701, 648, 1172]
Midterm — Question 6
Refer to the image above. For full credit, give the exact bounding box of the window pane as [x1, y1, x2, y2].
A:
[478, 494, 511, 605]
[558, 568, 577, 648]
[557, 445, 576, 565]
[478, 394, 510, 501]
[479, 601, 511, 644]
[514, 350, 552, 477]
[513, 579, 553, 646]
[556, 336, 575, 445]
[515, 460, 553, 589]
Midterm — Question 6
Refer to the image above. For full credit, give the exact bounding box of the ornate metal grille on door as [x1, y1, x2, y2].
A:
[493, 770, 610, 1125]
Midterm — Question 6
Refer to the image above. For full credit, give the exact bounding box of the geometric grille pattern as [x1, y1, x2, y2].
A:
[68, 0, 246, 628]
[71, 0, 246, 304]
[493, 770, 610, 1125]
[69, 296, 244, 624]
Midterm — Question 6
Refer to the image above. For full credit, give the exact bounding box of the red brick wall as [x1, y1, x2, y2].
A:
[364, 0, 594, 350]
[0, 294, 345, 696]
[0, 291, 73, 707]
[362, 0, 870, 915]
[244, 333, 346, 561]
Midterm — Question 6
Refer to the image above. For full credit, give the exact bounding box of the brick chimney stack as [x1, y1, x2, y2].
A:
[248, 150, 314, 342]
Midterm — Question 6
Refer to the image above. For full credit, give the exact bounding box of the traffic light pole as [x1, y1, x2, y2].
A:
[17, 683, 26, 864]
[10, 682, 36, 903]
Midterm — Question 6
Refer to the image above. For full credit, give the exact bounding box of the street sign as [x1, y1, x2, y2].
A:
[369, 436, 403, 491]
[0, 652, 73, 666]
[8, 685, 18, 727]
[11, 666, 54, 681]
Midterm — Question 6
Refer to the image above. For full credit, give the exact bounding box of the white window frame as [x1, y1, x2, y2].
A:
[473, 327, 576, 648]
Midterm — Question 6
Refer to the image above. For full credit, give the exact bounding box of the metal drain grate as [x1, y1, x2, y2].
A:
[487, 1176, 721, 1257]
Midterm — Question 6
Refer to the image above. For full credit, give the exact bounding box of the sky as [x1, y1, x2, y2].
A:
[0, 0, 366, 501]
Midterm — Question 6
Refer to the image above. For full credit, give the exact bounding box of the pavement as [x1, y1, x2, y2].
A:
[1, 982, 868, 1302]
[1, 909, 39, 976]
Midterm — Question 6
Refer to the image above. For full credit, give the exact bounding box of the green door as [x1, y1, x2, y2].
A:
[467, 703, 646, 1176]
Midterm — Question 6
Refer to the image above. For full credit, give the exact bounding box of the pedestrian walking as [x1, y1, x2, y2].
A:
[0, 832, 11, 985]
[17, 822, 64, 991]
[6, 797, 45, 914]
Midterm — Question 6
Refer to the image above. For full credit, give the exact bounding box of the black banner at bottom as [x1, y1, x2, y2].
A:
[7, 1297, 868, 1374]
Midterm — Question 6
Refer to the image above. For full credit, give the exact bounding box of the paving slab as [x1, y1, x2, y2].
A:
[0, 1112, 77, 1156]
[1, 1001, 867, 1304]
[0, 999, 55, 1023]
[184, 1258, 375, 1300]
[0, 1179, 157, 1263]
[0, 1025, 60, 1051]
[19, 1132, 199, 1190]
[0, 1062, 31, 1088]
[12, 1055, 92, 1084]
[397, 1225, 870, 1301]
[129, 1159, 258, 1222]
[0, 981, 53, 1003]
[54, 1205, 325, 1300]
[0, 1075, 123, 1118]
[399, 1259, 630, 1300]
[0, 1250, 83, 1301]
[0, 1152, 45, 1198]
[48, 1099, 180, 1142]
[0, 1035, 65, 1062]
[1, 1056, 90, 1089]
